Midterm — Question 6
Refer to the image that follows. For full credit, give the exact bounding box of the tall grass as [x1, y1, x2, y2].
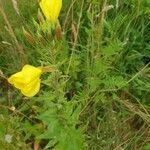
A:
[0, 0, 150, 149]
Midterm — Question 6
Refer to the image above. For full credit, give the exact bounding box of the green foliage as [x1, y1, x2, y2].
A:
[143, 144, 150, 150]
[0, 0, 150, 149]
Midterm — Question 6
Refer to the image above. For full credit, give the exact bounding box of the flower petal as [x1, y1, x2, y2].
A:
[21, 78, 41, 97]
[22, 65, 42, 83]
[40, 0, 62, 23]
[8, 64, 42, 97]
[7, 72, 26, 89]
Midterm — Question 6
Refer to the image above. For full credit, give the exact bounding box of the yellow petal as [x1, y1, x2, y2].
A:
[21, 78, 41, 97]
[8, 72, 26, 89]
[21, 65, 42, 83]
[8, 64, 42, 97]
[39, 0, 62, 23]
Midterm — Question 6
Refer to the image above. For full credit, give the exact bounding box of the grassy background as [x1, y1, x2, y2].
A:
[0, 0, 150, 149]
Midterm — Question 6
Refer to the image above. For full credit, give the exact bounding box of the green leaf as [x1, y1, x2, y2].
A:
[104, 76, 126, 89]
[55, 127, 84, 150]
[0, 122, 5, 137]
[102, 40, 123, 59]
[143, 143, 150, 150]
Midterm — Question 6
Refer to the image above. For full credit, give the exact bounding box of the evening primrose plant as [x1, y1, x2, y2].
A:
[22, 0, 63, 45]
[1, 0, 150, 149]
[13, 1, 63, 97]
[8, 65, 42, 97]
[37, 0, 62, 35]
[7, 65, 56, 97]
[39, 0, 62, 24]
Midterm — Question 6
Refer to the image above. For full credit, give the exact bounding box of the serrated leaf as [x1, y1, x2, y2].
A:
[55, 127, 84, 150]
[102, 40, 123, 58]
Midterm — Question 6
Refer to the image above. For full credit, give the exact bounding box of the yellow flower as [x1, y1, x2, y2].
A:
[39, 0, 62, 24]
[8, 65, 42, 97]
